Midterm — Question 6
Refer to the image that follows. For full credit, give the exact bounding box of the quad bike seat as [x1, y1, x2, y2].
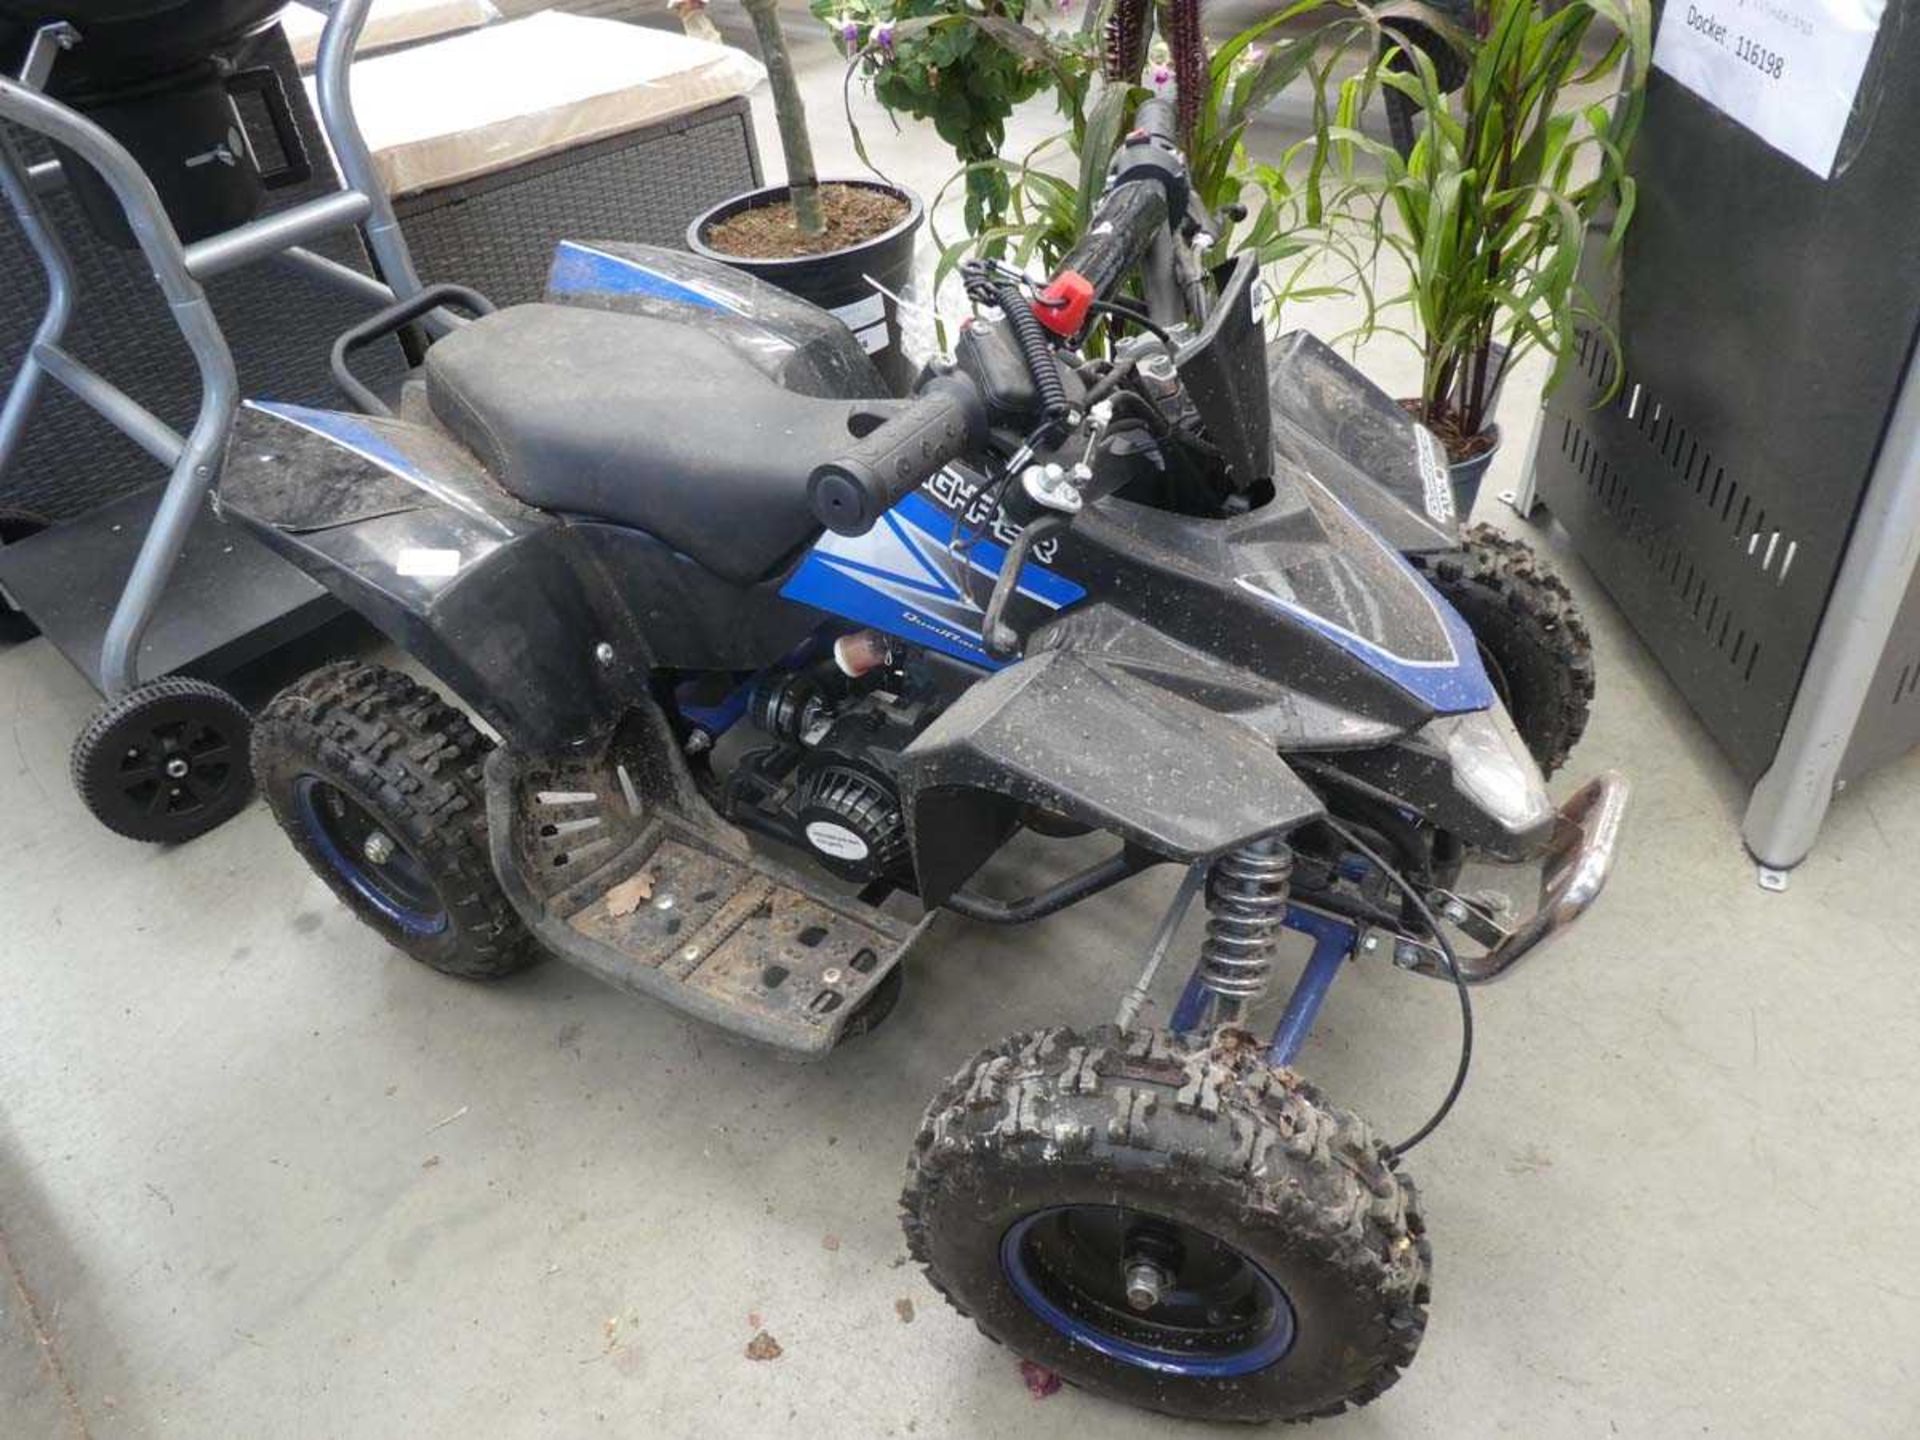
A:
[424, 303, 863, 584]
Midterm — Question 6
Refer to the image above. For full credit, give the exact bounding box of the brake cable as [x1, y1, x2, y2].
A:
[1321, 815, 1474, 1157]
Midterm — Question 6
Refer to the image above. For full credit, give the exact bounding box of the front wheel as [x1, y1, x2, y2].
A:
[1414, 524, 1595, 776]
[902, 1027, 1429, 1424]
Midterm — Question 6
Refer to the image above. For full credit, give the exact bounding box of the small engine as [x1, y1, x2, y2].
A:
[731, 631, 953, 887]
[794, 762, 910, 882]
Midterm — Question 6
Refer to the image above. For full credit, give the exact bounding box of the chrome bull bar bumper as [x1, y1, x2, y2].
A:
[1405, 770, 1630, 985]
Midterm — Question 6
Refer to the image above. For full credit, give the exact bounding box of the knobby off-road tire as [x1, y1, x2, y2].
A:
[1414, 523, 1595, 776]
[252, 662, 537, 979]
[902, 1026, 1430, 1423]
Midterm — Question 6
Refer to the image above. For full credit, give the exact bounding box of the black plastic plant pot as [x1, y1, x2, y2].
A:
[688, 179, 924, 396]
[1449, 423, 1501, 520]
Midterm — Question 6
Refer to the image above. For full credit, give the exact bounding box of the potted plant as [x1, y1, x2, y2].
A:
[680, 0, 925, 391]
[1315, 0, 1652, 513]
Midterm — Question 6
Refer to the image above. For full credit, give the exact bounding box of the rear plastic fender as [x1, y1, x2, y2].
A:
[898, 649, 1324, 907]
[217, 403, 654, 752]
[541, 240, 887, 400]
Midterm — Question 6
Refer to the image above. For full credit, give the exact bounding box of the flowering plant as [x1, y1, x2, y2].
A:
[812, 0, 1096, 232]
[926, 0, 1370, 304]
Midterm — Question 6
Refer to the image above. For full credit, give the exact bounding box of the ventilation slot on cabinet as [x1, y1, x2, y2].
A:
[1893, 662, 1920, 706]
[1560, 411, 1761, 685]
[1569, 330, 1803, 590]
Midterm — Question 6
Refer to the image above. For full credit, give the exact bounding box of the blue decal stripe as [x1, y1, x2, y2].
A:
[545, 240, 741, 315]
[245, 400, 425, 482]
[814, 550, 957, 601]
[892, 492, 1087, 608]
[883, 507, 964, 596]
[781, 552, 1002, 668]
[779, 486, 1085, 666]
[1247, 473, 1498, 716]
[1235, 578, 1493, 714]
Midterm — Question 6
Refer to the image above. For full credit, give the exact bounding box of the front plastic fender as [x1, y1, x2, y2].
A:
[1269, 331, 1459, 552]
[897, 649, 1324, 906]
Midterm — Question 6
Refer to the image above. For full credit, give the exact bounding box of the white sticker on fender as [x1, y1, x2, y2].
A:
[396, 547, 462, 577]
[1413, 426, 1454, 525]
[805, 821, 870, 862]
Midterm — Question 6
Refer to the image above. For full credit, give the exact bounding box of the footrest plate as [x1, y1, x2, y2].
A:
[487, 750, 922, 1057]
[569, 836, 902, 1040]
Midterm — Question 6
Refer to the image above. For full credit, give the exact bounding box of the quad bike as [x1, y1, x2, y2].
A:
[0, 4, 1609, 1417]
[214, 98, 1628, 1419]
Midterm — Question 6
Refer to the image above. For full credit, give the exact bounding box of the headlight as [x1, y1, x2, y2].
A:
[1442, 709, 1556, 837]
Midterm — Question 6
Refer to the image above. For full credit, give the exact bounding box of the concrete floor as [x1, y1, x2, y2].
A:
[5, 8, 1920, 1439]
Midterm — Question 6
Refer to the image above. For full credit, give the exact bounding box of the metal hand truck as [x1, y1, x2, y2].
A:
[0, 0, 430, 841]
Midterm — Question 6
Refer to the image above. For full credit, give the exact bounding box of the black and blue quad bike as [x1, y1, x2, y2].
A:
[221, 98, 1626, 1423]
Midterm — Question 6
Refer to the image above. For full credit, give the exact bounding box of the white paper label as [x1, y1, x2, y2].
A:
[1652, 0, 1887, 177]
[396, 547, 462, 577]
[805, 821, 870, 862]
[853, 320, 889, 355]
[830, 293, 886, 330]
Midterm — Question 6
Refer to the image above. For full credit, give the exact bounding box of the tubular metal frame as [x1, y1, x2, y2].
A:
[0, 0, 421, 696]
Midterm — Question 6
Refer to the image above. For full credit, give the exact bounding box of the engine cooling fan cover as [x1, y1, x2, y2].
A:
[796, 763, 910, 882]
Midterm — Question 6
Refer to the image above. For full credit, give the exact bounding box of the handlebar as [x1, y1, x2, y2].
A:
[1041, 181, 1169, 331]
[1034, 96, 1190, 340]
[808, 375, 989, 535]
[807, 95, 1190, 537]
[1133, 95, 1179, 147]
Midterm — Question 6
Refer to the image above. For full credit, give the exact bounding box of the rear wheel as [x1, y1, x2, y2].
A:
[1414, 524, 1595, 776]
[252, 662, 537, 979]
[902, 1027, 1429, 1423]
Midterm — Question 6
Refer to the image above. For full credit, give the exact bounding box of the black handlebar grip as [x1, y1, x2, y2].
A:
[1053, 179, 1171, 305]
[809, 376, 988, 536]
[1134, 96, 1179, 146]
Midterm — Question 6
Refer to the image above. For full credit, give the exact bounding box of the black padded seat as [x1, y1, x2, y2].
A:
[424, 304, 863, 584]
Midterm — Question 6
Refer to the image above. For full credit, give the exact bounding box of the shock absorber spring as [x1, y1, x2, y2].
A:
[1197, 836, 1294, 1014]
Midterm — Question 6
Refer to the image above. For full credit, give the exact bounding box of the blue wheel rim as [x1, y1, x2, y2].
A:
[1000, 1205, 1296, 1378]
[292, 775, 449, 937]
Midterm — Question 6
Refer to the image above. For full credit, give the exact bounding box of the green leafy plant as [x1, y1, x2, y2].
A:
[814, 0, 1091, 232]
[926, 2, 1374, 304]
[1177, 1, 1384, 254]
[1316, 0, 1653, 455]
